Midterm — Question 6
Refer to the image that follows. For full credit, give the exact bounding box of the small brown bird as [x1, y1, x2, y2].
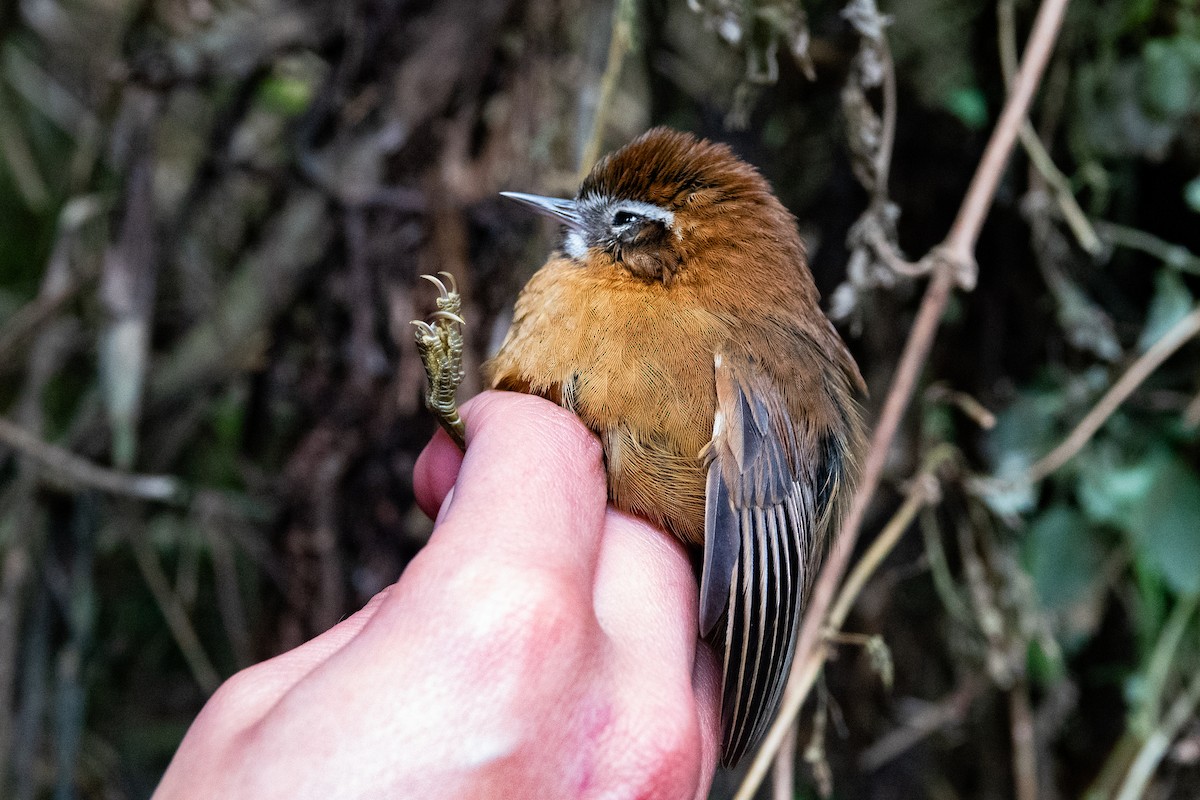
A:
[416, 128, 864, 766]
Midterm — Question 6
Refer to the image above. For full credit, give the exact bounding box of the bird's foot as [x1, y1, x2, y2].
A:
[412, 272, 467, 451]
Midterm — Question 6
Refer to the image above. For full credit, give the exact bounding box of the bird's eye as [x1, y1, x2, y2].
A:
[612, 210, 639, 227]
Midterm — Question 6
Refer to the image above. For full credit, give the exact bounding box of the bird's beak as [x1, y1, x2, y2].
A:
[499, 191, 584, 231]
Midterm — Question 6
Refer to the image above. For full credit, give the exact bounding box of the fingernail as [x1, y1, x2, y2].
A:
[435, 486, 456, 526]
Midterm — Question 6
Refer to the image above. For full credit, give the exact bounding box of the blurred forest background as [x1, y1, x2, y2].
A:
[0, 0, 1198, 797]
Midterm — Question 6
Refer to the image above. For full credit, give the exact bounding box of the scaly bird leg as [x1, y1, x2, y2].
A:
[411, 272, 467, 451]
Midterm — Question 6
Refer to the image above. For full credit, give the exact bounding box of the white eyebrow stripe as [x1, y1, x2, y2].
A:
[615, 200, 675, 228]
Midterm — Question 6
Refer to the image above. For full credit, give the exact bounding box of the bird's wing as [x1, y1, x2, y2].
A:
[700, 348, 833, 767]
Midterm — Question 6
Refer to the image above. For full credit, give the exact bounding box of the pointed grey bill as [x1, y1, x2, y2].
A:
[499, 191, 584, 231]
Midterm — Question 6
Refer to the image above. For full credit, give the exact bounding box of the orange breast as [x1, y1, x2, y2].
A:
[485, 257, 729, 544]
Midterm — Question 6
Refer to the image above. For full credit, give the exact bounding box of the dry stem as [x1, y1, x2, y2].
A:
[1010, 680, 1039, 800]
[1114, 666, 1200, 800]
[579, 0, 636, 176]
[941, 0, 1070, 274]
[1020, 306, 1200, 483]
[997, 0, 1100, 255]
[130, 529, 222, 694]
[0, 417, 185, 504]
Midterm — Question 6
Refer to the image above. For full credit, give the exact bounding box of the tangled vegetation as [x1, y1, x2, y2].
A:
[0, 0, 1197, 797]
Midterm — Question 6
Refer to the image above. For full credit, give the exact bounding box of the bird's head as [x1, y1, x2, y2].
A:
[502, 128, 790, 286]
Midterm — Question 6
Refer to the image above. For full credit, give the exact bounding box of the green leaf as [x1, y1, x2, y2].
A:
[257, 75, 314, 116]
[1142, 38, 1198, 119]
[1077, 440, 1171, 529]
[944, 86, 988, 130]
[1138, 270, 1194, 353]
[1128, 457, 1200, 594]
[1023, 505, 1104, 611]
[1075, 61, 1179, 159]
[1185, 175, 1200, 213]
[1027, 639, 1066, 684]
[983, 387, 1068, 515]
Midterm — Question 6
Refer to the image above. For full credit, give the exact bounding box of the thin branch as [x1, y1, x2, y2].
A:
[1136, 592, 1200, 736]
[1017, 306, 1200, 484]
[772, 724, 797, 800]
[1094, 220, 1200, 275]
[998, 0, 1100, 255]
[1184, 387, 1200, 428]
[579, 0, 636, 176]
[859, 679, 983, 770]
[130, 531, 222, 694]
[921, 505, 973, 625]
[734, 0, 1071, 794]
[874, 36, 898, 200]
[0, 278, 84, 369]
[0, 417, 186, 504]
[1009, 680, 1039, 800]
[925, 383, 997, 429]
[1115, 666, 1200, 800]
[940, 0, 1071, 274]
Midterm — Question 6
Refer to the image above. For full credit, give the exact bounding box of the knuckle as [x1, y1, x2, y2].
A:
[191, 664, 278, 741]
[443, 561, 587, 654]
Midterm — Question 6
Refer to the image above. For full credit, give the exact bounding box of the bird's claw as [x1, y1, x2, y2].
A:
[411, 273, 467, 450]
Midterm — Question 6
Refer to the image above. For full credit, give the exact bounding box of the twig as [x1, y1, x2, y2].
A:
[202, 514, 254, 668]
[0, 278, 84, 369]
[53, 496, 98, 800]
[1009, 680, 1039, 800]
[1094, 220, 1200, 275]
[1114, 666, 1200, 800]
[1184, 388, 1200, 428]
[997, 0, 1100, 255]
[921, 505, 973, 624]
[0, 195, 104, 369]
[859, 679, 983, 770]
[578, 0, 636, 175]
[874, 32, 898, 201]
[12, 583, 51, 800]
[129, 528, 221, 694]
[802, 679, 833, 798]
[939, 0, 1069, 277]
[1015, 306, 1200, 484]
[925, 383, 997, 429]
[0, 417, 186, 504]
[734, 0, 1071, 794]
[0, 279, 80, 788]
[772, 724, 797, 800]
[1134, 592, 1199, 738]
[1082, 590, 1197, 799]
[958, 507, 1014, 687]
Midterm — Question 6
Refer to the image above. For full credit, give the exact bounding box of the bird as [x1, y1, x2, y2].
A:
[414, 127, 865, 767]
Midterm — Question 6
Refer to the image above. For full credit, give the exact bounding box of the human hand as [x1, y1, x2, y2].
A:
[155, 391, 720, 799]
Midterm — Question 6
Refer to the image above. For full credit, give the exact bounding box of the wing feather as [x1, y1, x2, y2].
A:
[702, 349, 836, 766]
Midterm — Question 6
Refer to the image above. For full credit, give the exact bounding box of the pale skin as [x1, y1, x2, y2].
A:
[154, 391, 720, 799]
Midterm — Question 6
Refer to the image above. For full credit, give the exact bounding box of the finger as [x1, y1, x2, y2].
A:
[195, 588, 392, 730]
[425, 390, 609, 588]
[592, 509, 700, 662]
[592, 510, 715, 796]
[251, 587, 393, 687]
[691, 641, 722, 797]
[413, 427, 464, 519]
